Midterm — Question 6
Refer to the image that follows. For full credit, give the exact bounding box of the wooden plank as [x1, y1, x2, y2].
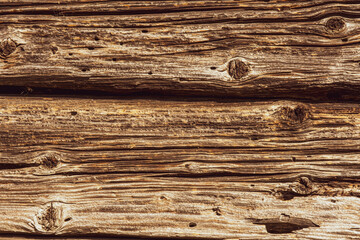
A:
[0, 1, 360, 99]
[0, 96, 359, 239]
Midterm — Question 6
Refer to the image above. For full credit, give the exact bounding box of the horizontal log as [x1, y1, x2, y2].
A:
[0, 96, 359, 239]
[0, 1, 360, 99]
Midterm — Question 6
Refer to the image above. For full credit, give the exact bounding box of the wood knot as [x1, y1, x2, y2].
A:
[273, 177, 317, 200]
[227, 59, 249, 80]
[325, 17, 346, 32]
[184, 162, 203, 174]
[250, 214, 319, 234]
[41, 153, 60, 169]
[0, 38, 17, 58]
[33, 202, 66, 233]
[279, 105, 309, 123]
[275, 105, 311, 129]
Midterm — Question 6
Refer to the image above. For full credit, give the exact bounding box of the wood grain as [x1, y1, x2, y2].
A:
[0, 96, 359, 239]
[0, 0, 360, 99]
[1, 1, 359, 239]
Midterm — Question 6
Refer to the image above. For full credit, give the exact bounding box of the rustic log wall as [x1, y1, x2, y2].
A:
[1, 0, 360, 99]
[0, 0, 360, 239]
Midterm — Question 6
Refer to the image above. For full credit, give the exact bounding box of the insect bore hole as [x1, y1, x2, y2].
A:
[189, 222, 197, 228]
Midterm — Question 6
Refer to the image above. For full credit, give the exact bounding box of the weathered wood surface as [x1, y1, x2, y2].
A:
[1, 0, 360, 239]
[0, 96, 360, 239]
[1, 0, 360, 99]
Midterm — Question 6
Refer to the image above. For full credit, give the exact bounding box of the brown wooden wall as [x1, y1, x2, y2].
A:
[0, 1, 360, 239]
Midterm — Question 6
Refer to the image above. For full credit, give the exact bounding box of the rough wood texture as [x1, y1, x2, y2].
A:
[0, 96, 360, 239]
[1, 0, 360, 99]
[1, 0, 360, 239]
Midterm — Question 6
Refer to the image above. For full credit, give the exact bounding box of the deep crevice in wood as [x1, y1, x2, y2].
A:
[1, 85, 360, 103]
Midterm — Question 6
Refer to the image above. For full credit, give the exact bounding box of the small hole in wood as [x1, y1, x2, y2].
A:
[148, 71, 153, 75]
[70, 111, 77, 116]
[142, 29, 149, 33]
[64, 217, 72, 222]
[68, 53, 73, 56]
[210, 66, 217, 70]
[94, 36, 100, 41]
[160, 196, 166, 200]
[112, 58, 117, 61]
[87, 47, 95, 50]
[342, 38, 348, 42]
[81, 68, 89, 72]
[189, 222, 197, 227]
